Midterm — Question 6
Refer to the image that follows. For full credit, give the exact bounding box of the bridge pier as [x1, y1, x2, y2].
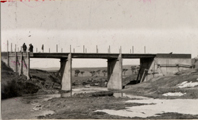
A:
[107, 54, 123, 90]
[137, 58, 154, 82]
[60, 54, 72, 97]
[23, 52, 30, 80]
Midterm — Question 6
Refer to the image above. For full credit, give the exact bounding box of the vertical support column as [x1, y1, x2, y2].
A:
[107, 54, 123, 90]
[138, 58, 154, 82]
[60, 53, 72, 93]
[23, 52, 30, 80]
[18, 52, 23, 75]
[15, 52, 18, 72]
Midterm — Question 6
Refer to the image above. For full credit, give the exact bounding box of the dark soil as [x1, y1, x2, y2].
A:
[39, 95, 145, 119]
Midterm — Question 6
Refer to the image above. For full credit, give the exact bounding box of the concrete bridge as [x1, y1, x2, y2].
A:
[1, 52, 192, 93]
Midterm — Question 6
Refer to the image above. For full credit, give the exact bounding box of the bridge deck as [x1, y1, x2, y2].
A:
[1, 52, 191, 59]
[31, 53, 156, 59]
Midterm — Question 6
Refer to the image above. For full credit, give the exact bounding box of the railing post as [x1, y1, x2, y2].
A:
[15, 44, 16, 52]
[7, 40, 9, 52]
[56, 44, 58, 52]
[119, 46, 122, 53]
[96, 45, 98, 53]
[70, 45, 71, 53]
[11, 43, 12, 52]
[132, 46, 134, 53]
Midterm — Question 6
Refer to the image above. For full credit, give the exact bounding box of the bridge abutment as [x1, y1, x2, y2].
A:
[107, 54, 123, 90]
[1, 52, 30, 79]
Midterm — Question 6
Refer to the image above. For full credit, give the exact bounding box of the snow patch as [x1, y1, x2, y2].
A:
[177, 81, 198, 88]
[96, 99, 198, 118]
[162, 92, 186, 96]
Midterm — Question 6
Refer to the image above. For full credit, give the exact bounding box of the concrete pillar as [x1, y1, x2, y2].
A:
[107, 54, 123, 90]
[23, 52, 30, 80]
[17, 52, 23, 75]
[60, 53, 72, 93]
[138, 58, 154, 82]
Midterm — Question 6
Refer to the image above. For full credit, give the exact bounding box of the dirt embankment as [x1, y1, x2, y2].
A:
[123, 69, 198, 99]
[1, 61, 40, 99]
[1, 61, 61, 99]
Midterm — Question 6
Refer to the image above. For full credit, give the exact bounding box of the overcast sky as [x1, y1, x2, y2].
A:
[1, 0, 198, 68]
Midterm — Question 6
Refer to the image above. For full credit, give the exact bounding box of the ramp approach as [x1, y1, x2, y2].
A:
[1, 52, 192, 92]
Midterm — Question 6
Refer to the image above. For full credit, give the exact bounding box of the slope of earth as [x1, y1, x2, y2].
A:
[1, 61, 40, 99]
[123, 69, 198, 99]
[1, 61, 61, 99]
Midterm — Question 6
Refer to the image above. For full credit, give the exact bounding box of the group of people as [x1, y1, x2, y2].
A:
[22, 43, 33, 52]
[22, 43, 44, 52]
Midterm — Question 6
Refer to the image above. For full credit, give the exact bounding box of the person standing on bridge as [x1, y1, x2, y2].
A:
[22, 43, 27, 52]
[29, 44, 34, 52]
[41, 44, 44, 53]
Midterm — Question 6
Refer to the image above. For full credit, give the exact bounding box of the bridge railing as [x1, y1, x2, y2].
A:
[3, 40, 150, 54]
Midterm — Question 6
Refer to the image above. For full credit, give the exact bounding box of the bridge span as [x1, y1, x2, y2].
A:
[31, 53, 156, 59]
[1, 52, 192, 97]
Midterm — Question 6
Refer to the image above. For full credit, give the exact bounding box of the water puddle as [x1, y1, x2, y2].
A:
[113, 93, 149, 99]
[35, 110, 55, 117]
[96, 98, 198, 118]
[162, 92, 186, 96]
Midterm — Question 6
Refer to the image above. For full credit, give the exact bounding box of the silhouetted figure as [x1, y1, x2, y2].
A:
[29, 44, 34, 52]
[22, 43, 27, 52]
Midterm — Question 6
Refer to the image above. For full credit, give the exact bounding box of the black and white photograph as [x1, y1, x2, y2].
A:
[1, 0, 198, 119]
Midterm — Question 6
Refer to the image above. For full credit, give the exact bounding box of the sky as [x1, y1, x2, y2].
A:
[1, 0, 198, 68]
